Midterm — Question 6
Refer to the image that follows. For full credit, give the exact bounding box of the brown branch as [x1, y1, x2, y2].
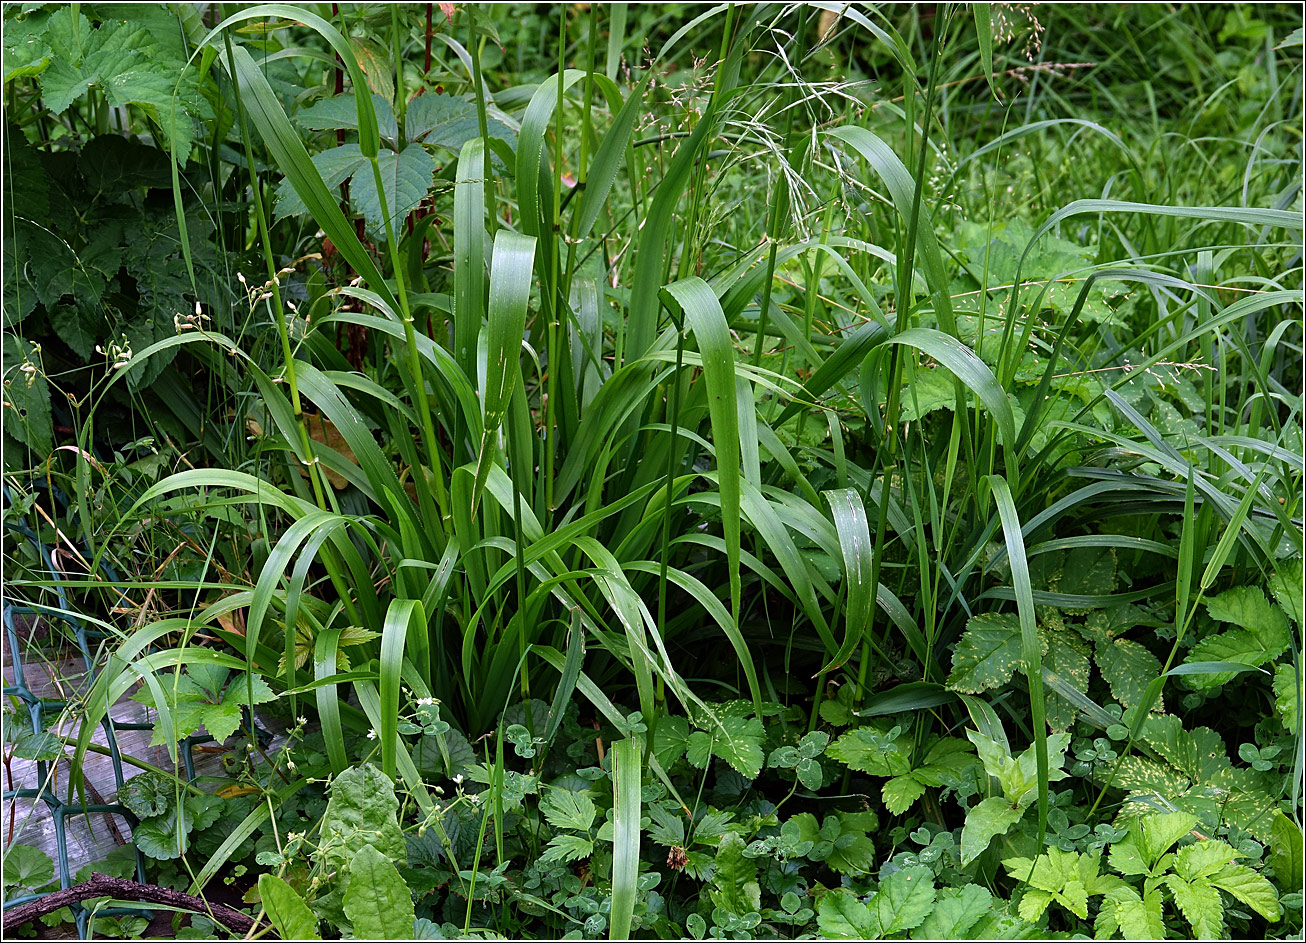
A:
[3, 873, 262, 937]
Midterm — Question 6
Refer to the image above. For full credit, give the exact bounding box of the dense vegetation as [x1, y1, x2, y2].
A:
[2, 3, 1303, 939]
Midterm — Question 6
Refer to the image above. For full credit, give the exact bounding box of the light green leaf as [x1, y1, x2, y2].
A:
[818, 890, 877, 940]
[259, 874, 321, 941]
[912, 884, 993, 939]
[1164, 874, 1224, 939]
[343, 844, 415, 940]
[1209, 862, 1281, 922]
[710, 832, 761, 917]
[2, 844, 54, 890]
[961, 796, 1026, 866]
[539, 833, 595, 864]
[540, 788, 596, 833]
[828, 724, 913, 777]
[315, 764, 406, 875]
[883, 775, 927, 816]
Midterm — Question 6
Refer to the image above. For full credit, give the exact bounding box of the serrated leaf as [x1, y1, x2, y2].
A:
[3, 337, 53, 456]
[296, 91, 398, 143]
[1174, 840, 1238, 882]
[868, 866, 937, 935]
[540, 788, 596, 832]
[689, 714, 765, 779]
[343, 844, 415, 940]
[653, 714, 689, 767]
[1272, 663, 1300, 734]
[1164, 874, 1225, 938]
[539, 833, 594, 864]
[946, 612, 1031, 693]
[406, 92, 516, 153]
[1101, 887, 1165, 941]
[818, 889, 877, 939]
[899, 365, 956, 421]
[828, 724, 913, 776]
[1270, 810, 1303, 890]
[883, 775, 927, 815]
[912, 884, 993, 939]
[1097, 637, 1163, 711]
[1209, 862, 1281, 922]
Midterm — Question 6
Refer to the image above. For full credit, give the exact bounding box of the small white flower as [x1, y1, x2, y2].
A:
[367, 728, 377, 740]
[416, 697, 436, 707]
[297, 716, 307, 726]
[453, 773, 464, 785]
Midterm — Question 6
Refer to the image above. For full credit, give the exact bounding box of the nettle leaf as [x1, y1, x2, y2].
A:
[827, 723, 912, 777]
[38, 9, 197, 154]
[1057, 547, 1116, 608]
[946, 612, 1038, 693]
[540, 788, 596, 833]
[1185, 586, 1290, 689]
[296, 91, 399, 143]
[1097, 637, 1164, 711]
[316, 764, 406, 876]
[2, 337, 53, 456]
[275, 142, 434, 236]
[1272, 663, 1300, 734]
[406, 92, 517, 154]
[343, 844, 415, 940]
[710, 832, 761, 918]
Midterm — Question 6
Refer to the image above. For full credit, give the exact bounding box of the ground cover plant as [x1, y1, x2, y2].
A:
[1, 2, 1303, 939]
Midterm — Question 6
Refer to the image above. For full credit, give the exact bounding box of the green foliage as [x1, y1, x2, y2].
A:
[343, 844, 416, 939]
[132, 663, 277, 746]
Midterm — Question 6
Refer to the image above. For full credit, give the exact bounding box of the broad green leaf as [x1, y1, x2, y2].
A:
[407, 92, 516, 152]
[259, 874, 321, 941]
[1174, 840, 1238, 881]
[710, 832, 761, 918]
[343, 844, 415, 940]
[818, 889, 877, 940]
[883, 775, 927, 816]
[960, 796, 1026, 866]
[865, 866, 937, 935]
[912, 884, 993, 939]
[315, 764, 406, 875]
[1209, 862, 1281, 922]
[119, 771, 174, 819]
[1164, 874, 1224, 939]
[1097, 638, 1163, 711]
[1, 844, 54, 890]
[1269, 811, 1303, 890]
[686, 714, 766, 779]
[946, 613, 1030, 693]
[828, 724, 913, 777]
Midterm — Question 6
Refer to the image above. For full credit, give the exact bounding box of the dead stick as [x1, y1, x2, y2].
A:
[3, 873, 261, 936]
